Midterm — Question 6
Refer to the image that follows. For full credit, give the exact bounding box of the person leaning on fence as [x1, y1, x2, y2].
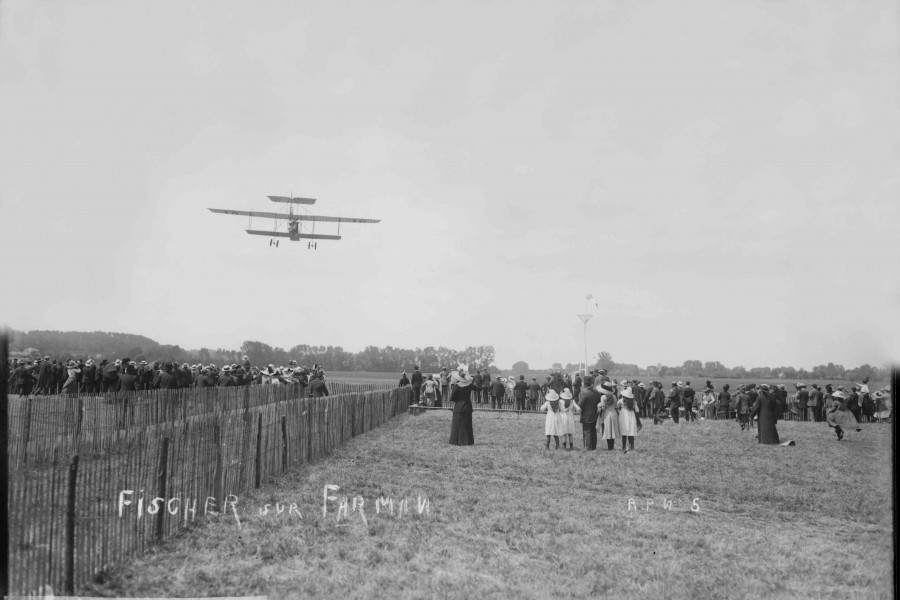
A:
[399, 371, 409, 388]
[527, 377, 541, 411]
[34, 356, 51, 395]
[61, 360, 80, 395]
[411, 365, 423, 405]
[481, 371, 491, 404]
[490, 375, 506, 409]
[795, 383, 809, 421]
[449, 369, 475, 446]
[117, 363, 138, 393]
[514, 375, 528, 411]
[472, 370, 483, 404]
[422, 374, 438, 406]
[308, 370, 330, 397]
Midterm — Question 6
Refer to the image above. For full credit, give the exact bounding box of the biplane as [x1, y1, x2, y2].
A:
[208, 195, 380, 248]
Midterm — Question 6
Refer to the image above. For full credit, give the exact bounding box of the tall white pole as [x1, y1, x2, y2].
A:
[577, 314, 593, 376]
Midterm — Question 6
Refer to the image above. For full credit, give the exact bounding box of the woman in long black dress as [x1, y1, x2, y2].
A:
[449, 370, 475, 446]
[749, 384, 780, 444]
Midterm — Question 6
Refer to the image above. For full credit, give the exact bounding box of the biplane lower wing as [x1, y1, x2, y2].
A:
[245, 230, 341, 241]
[290, 215, 381, 224]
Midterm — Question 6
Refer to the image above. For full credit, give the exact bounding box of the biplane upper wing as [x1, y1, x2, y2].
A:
[268, 195, 317, 205]
[246, 230, 342, 240]
[209, 208, 284, 220]
[291, 215, 381, 224]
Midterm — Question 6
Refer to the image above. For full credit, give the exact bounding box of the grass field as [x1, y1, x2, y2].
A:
[85, 411, 893, 600]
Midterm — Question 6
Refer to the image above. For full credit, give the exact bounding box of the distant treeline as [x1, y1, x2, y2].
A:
[531, 352, 888, 383]
[9, 330, 498, 373]
[8, 330, 886, 381]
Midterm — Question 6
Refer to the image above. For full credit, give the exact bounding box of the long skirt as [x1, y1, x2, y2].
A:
[62, 376, 78, 395]
[618, 408, 638, 436]
[599, 407, 620, 440]
[873, 398, 891, 419]
[449, 412, 474, 445]
[827, 408, 859, 430]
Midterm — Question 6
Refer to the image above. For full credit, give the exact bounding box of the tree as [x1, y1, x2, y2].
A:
[511, 360, 530, 372]
[551, 362, 563, 370]
[594, 351, 615, 372]
[683, 359, 702, 377]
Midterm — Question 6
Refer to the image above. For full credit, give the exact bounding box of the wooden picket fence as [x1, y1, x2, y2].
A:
[6, 383, 412, 596]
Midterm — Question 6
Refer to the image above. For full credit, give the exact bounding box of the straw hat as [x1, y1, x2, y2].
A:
[545, 389, 560, 402]
[595, 381, 615, 395]
[621, 387, 634, 399]
[560, 388, 573, 400]
[832, 390, 846, 400]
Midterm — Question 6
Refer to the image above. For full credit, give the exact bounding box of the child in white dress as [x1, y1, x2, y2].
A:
[559, 388, 581, 450]
[617, 387, 641, 453]
[540, 389, 563, 450]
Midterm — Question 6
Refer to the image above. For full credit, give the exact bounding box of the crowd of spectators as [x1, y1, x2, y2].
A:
[6, 355, 332, 397]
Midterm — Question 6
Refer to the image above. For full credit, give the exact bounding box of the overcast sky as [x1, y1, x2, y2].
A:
[1, 0, 898, 370]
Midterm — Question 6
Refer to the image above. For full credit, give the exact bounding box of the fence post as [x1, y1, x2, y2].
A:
[76, 397, 84, 439]
[0, 333, 8, 599]
[156, 437, 169, 541]
[281, 415, 288, 472]
[65, 454, 79, 595]
[214, 424, 224, 509]
[255, 413, 262, 488]
[22, 396, 33, 466]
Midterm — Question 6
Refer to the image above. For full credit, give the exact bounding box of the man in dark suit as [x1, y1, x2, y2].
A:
[50, 359, 61, 394]
[81, 359, 96, 394]
[481, 371, 491, 405]
[796, 383, 809, 421]
[472, 370, 483, 404]
[809, 384, 824, 422]
[667, 383, 682, 424]
[528, 377, 541, 411]
[578, 376, 601, 450]
[490, 376, 506, 409]
[308, 370, 330, 397]
[514, 375, 528, 411]
[682, 381, 696, 422]
[156, 362, 180, 389]
[35, 357, 52, 395]
[410, 365, 423, 405]
[646, 381, 665, 424]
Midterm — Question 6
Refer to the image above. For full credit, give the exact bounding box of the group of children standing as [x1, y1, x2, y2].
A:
[539, 378, 641, 452]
